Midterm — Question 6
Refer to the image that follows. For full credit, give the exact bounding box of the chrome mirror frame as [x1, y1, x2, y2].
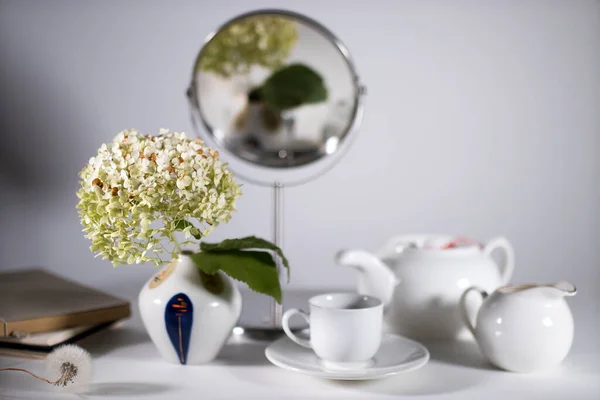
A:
[186, 8, 366, 187]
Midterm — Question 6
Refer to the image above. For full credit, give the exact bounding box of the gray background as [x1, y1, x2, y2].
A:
[0, 0, 598, 306]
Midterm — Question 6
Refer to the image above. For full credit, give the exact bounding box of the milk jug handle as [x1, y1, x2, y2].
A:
[460, 287, 488, 336]
[483, 237, 515, 284]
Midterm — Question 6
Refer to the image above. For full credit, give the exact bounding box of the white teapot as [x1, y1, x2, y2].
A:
[460, 281, 576, 373]
[336, 234, 514, 340]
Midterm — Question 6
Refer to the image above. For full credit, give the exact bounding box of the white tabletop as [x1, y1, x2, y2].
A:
[1, 290, 599, 400]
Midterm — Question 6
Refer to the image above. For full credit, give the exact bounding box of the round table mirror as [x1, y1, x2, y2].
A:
[188, 9, 365, 185]
[187, 9, 365, 335]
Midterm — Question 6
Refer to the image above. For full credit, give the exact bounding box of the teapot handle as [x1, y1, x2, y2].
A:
[459, 287, 488, 336]
[483, 237, 515, 284]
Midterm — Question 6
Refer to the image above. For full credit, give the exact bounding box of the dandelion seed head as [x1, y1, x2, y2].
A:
[46, 345, 92, 392]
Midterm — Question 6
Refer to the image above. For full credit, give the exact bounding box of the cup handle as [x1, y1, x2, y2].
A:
[459, 287, 488, 336]
[483, 236, 515, 284]
[282, 308, 311, 349]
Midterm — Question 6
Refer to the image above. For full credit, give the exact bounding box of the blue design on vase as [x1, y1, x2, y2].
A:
[165, 293, 193, 364]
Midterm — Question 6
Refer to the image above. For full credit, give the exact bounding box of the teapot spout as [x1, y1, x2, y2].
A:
[336, 249, 399, 307]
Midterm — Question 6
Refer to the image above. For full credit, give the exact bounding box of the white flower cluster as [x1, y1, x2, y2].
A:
[77, 129, 242, 266]
[199, 16, 298, 77]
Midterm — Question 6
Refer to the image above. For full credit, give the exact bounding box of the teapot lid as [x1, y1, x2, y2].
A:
[434, 237, 482, 250]
[413, 236, 482, 250]
[383, 235, 484, 257]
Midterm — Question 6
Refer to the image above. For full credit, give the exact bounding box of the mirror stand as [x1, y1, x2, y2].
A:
[236, 182, 286, 341]
[188, 9, 365, 341]
[271, 181, 284, 329]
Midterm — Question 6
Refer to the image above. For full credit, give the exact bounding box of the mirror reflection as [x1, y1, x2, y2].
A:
[190, 12, 360, 168]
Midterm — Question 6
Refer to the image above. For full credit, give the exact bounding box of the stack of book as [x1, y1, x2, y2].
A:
[0, 269, 130, 358]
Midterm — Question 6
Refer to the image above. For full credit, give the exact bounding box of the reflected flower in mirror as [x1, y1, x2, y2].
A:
[199, 16, 298, 78]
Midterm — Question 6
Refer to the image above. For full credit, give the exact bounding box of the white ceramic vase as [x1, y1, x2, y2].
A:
[139, 252, 242, 365]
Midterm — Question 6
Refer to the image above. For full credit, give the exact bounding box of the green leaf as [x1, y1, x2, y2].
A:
[257, 63, 328, 110]
[173, 219, 202, 240]
[200, 236, 290, 282]
[190, 251, 282, 303]
[198, 270, 225, 295]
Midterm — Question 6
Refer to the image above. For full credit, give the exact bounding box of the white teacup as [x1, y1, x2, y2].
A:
[281, 293, 383, 368]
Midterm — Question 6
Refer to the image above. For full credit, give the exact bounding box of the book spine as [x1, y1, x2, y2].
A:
[2, 304, 131, 337]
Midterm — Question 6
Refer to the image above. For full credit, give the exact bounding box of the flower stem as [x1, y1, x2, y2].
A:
[171, 234, 182, 253]
[0, 367, 55, 385]
[167, 221, 182, 254]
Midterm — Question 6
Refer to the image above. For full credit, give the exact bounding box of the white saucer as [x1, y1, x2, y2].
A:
[265, 332, 430, 380]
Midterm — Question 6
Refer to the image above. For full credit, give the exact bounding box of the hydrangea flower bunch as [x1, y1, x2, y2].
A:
[76, 129, 242, 266]
[199, 16, 298, 78]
